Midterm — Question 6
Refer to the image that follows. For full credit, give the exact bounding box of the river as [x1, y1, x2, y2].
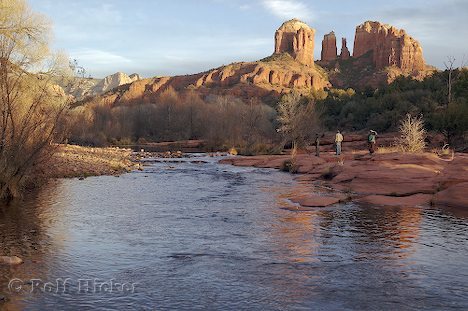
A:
[1, 155, 467, 310]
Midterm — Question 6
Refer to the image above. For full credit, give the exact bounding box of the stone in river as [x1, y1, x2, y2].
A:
[0, 256, 23, 265]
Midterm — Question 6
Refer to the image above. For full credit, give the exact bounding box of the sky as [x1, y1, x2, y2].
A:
[30, 0, 468, 79]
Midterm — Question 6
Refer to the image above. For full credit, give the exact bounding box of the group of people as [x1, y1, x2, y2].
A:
[314, 130, 378, 156]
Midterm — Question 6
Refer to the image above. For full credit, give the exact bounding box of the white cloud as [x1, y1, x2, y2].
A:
[71, 49, 132, 65]
[262, 0, 312, 20]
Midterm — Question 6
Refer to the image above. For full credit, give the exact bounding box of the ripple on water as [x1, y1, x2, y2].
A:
[0, 157, 467, 310]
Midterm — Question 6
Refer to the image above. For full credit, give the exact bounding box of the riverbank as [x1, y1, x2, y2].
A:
[47, 145, 137, 178]
[220, 151, 468, 209]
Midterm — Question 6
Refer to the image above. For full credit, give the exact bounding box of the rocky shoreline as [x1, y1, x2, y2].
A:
[219, 151, 468, 209]
[47, 145, 137, 178]
[47, 145, 197, 179]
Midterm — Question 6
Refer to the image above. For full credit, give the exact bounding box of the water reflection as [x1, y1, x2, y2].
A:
[0, 156, 467, 310]
[0, 181, 62, 310]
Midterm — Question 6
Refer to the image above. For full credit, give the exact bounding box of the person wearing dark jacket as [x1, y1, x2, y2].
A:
[368, 130, 377, 154]
[314, 133, 323, 157]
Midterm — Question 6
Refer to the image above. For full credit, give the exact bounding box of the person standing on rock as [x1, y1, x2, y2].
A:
[335, 130, 343, 155]
[368, 130, 377, 154]
[314, 133, 323, 157]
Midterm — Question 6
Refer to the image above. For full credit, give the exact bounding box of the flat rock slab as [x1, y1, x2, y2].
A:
[433, 182, 468, 208]
[358, 194, 432, 207]
[348, 179, 436, 196]
[289, 194, 344, 207]
[0, 256, 23, 265]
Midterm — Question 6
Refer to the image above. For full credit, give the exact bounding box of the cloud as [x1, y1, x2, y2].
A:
[71, 49, 132, 65]
[262, 0, 312, 20]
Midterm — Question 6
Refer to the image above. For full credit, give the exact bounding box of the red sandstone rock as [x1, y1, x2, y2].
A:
[321, 31, 337, 62]
[274, 19, 315, 66]
[436, 155, 468, 189]
[340, 38, 351, 60]
[353, 21, 425, 72]
[289, 194, 343, 207]
[220, 149, 468, 211]
[82, 19, 331, 106]
[357, 194, 432, 207]
[433, 182, 468, 208]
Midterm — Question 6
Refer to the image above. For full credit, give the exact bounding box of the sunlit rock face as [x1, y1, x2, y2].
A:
[321, 31, 337, 62]
[353, 21, 425, 72]
[92, 72, 140, 95]
[274, 19, 315, 66]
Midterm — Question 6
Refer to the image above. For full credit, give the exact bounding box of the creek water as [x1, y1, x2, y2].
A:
[0, 155, 467, 310]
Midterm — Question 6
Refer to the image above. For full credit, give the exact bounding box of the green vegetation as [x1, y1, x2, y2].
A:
[68, 68, 468, 155]
[316, 69, 468, 149]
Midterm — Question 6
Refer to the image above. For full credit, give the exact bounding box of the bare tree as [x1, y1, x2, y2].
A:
[276, 91, 319, 150]
[0, 0, 69, 200]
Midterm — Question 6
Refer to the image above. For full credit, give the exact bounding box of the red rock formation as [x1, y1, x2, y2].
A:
[82, 20, 330, 106]
[221, 150, 468, 209]
[321, 31, 337, 62]
[353, 21, 425, 72]
[274, 19, 315, 66]
[98, 60, 330, 106]
[340, 38, 350, 60]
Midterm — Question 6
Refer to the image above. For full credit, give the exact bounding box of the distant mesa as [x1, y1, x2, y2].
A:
[58, 72, 141, 100]
[92, 72, 140, 96]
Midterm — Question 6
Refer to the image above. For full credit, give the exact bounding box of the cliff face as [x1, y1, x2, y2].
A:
[92, 72, 140, 95]
[82, 19, 434, 107]
[340, 38, 351, 60]
[321, 32, 337, 62]
[274, 19, 315, 66]
[88, 19, 329, 106]
[353, 21, 425, 72]
[59, 72, 141, 100]
[316, 21, 432, 89]
[97, 56, 330, 106]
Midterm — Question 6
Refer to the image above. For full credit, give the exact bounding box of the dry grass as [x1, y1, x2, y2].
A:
[376, 145, 402, 154]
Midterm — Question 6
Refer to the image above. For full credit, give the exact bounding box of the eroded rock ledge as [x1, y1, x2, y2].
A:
[219, 152, 468, 209]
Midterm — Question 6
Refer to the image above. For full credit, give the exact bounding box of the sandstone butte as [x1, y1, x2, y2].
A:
[84, 19, 433, 106]
[353, 21, 425, 72]
[219, 150, 468, 210]
[91, 19, 329, 106]
[318, 21, 434, 89]
[275, 19, 315, 66]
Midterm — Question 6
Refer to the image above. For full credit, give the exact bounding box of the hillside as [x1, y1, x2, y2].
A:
[72, 19, 436, 108]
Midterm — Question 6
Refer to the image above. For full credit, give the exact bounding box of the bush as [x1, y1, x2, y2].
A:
[280, 159, 299, 174]
[396, 114, 427, 153]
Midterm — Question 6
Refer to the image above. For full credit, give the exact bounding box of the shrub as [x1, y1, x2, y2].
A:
[280, 159, 298, 174]
[396, 114, 427, 153]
